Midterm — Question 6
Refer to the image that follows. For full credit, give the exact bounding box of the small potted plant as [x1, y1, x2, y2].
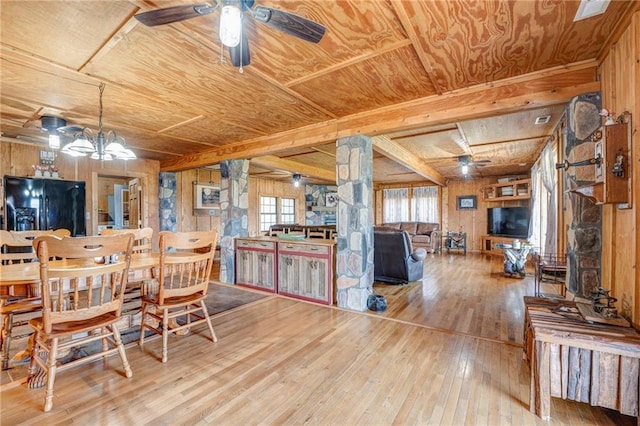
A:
[599, 108, 616, 126]
[32, 164, 42, 177]
[50, 165, 59, 178]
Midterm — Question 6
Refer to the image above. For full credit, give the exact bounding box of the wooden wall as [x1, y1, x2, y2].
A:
[599, 11, 639, 327]
[0, 141, 159, 236]
[248, 177, 306, 237]
[174, 168, 221, 234]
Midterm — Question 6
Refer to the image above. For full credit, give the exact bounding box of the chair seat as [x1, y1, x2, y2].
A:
[142, 292, 206, 309]
[1, 297, 42, 314]
[29, 312, 120, 337]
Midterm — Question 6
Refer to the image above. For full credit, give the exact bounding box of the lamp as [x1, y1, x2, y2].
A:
[41, 116, 68, 149]
[63, 83, 136, 161]
[461, 164, 469, 175]
[219, 4, 242, 47]
[293, 173, 301, 188]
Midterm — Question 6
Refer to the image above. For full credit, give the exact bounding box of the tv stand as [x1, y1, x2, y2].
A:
[482, 235, 518, 256]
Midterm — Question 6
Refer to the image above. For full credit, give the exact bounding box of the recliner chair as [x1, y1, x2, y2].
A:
[374, 228, 426, 284]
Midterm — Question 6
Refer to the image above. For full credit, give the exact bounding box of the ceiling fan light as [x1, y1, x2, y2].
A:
[219, 5, 242, 47]
[461, 164, 469, 175]
[293, 173, 301, 188]
[48, 132, 61, 149]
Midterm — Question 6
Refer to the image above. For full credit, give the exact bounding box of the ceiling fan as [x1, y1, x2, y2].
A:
[458, 155, 490, 174]
[134, 1, 326, 68]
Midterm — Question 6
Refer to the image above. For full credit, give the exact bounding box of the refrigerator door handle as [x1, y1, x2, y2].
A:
[44, 196, 49, 230]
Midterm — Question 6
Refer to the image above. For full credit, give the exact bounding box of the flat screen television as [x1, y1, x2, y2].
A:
[487, 206, 531, 238]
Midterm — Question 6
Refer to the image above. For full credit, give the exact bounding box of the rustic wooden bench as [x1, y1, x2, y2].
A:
[523, 296, 640, 423]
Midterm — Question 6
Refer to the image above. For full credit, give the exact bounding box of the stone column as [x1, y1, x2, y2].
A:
[335, 135, 374, 311]
[218, 159, 249, 284]
[158, 172, 177, 232]
[563, 92, 603, 298]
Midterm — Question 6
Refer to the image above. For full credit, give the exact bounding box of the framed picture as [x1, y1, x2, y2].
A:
[325, 192, 338, 207]
[457, 195, 477, 210]
[193, 183, 220, 210]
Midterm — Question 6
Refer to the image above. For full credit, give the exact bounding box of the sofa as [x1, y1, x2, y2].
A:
[373, 227, 427, 284]
[381, 222, 441, 253]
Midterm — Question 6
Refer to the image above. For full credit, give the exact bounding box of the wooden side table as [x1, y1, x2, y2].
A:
[445, 231, 466, 254]
[523, 297, 640, 423]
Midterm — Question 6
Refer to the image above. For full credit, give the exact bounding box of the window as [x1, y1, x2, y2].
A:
[259, 196, 277, 232]
[383, 188, 409, 222]
[412, 186, 439, 222]
[280, 198, 296, 224]
[383, 186, 439, 223]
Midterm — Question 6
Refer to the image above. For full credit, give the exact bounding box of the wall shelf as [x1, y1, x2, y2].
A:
[482, 178, 531, 201]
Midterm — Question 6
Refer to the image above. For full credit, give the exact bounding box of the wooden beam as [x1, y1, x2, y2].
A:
[250, 155, 335, 183]
[160, 63, 599, 172]
[372, 135, 445, 186]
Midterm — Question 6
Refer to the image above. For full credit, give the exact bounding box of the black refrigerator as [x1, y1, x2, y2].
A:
[4, 176, 86, 236]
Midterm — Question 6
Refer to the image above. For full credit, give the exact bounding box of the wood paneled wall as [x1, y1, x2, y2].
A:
[0, 142, 159, 236]
[248, 177, 306, 237]
[599, 11, 639, 327]
[174, 168, 221, 234]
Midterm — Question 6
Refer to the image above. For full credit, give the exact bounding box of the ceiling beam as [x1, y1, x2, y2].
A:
[160, 62, 599, 172]
[250, 155, 335, 183]
[372, 135, 445, 186]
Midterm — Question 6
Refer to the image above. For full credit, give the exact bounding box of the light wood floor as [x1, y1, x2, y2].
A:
[1, 253, 636, 425]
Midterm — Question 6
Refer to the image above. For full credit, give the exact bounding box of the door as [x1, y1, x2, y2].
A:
[128, 178, 142, 229]
[4, 176, 43, 231]
[42, 179, 86, 236]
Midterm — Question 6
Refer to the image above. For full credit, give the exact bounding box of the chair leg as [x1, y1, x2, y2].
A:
[199, 301, 218, 343]
[43, 337, 59, 412]
[162, 308, 169, 363]
[111, 324, 133, 378]
[1, 312, 12, 370]
[139, 302, 147, 348]
[27, 330, 39, 378]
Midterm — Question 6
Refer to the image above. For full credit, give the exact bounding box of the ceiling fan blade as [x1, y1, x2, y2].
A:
[252, 6, 326, 43]
[134, 3, 217, 27]
[228, 26, 251, 67]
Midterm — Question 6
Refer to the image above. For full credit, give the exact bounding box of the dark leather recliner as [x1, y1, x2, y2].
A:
[374, 228, 426, 284]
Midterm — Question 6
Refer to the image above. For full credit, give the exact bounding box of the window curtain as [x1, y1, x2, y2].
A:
[412, 186, 439, 222]
[540, 141, 558, 254]
[383, 188, 409, 223]
[529, 162, 542, 248]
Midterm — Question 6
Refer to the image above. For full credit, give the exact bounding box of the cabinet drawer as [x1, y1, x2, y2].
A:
[278, 242, 330, 256]
[236, 239, 276, 250]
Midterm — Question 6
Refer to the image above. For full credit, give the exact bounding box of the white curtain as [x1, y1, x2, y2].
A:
[412, 186, 439, 222]
[540, 141, 558, 254]
[383, 188, 409, 222]
[530, 139, 557, 254]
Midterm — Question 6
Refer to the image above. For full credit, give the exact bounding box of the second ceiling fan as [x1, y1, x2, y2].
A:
[135, 1, 326, 68]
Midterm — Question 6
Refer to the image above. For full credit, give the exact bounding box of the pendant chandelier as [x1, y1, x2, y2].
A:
[62, 83, 136, 161]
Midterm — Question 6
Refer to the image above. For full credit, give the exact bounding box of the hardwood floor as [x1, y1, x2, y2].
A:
[1, 253, 636, 425]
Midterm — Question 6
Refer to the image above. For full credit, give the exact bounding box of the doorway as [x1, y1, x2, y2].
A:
[94, 173, 144, 234]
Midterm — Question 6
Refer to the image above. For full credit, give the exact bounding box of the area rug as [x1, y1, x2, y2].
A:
[0, 282, 270, 385]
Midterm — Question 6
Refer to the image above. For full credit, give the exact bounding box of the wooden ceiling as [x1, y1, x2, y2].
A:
[1, 0, 636, 186]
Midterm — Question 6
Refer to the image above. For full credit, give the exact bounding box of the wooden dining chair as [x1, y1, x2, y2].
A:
[139, 230, 218, 363]
[0, 228, 70, 371]
[27, 233, 134, 412]
[100, 227, 154, 253]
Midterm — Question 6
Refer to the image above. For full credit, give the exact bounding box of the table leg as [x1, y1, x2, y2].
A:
[531, 339, 551, 420]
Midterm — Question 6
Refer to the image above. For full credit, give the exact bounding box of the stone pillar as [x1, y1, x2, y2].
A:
[563, 92, 602, 298]
[159, 172, 177, 232]
[218, 159, 249, 284]
[335, 135, 374, 311]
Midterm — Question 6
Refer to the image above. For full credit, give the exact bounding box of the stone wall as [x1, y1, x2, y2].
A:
[218, 159, 249, 284]
[159, 172, 177, 232]
[335, 136, 374, 311]
[305, 184, 338, 225]
[563, 92, 603, 298]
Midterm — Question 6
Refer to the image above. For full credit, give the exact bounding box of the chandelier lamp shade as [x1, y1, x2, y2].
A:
[62, 83, 136, 161]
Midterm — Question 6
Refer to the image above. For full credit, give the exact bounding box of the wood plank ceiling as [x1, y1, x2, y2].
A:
[1, 0, 636, 186]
